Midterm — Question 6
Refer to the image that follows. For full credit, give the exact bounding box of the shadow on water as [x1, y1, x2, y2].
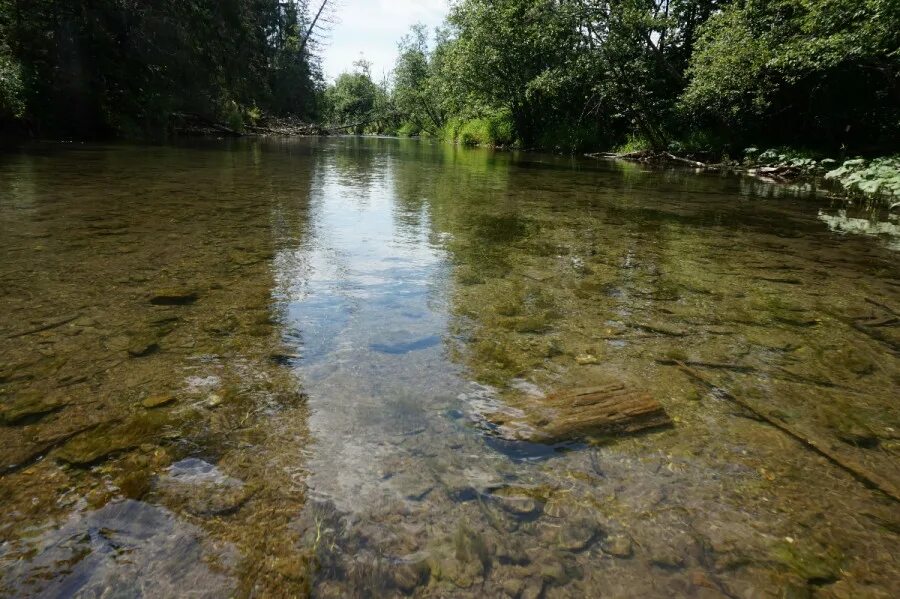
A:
[1, 137, 898, 598]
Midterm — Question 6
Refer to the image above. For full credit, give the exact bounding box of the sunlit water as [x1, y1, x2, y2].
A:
[1, 137, 898, 598]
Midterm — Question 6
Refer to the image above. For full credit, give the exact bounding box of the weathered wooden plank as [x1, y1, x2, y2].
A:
[486, 384, 671, 443]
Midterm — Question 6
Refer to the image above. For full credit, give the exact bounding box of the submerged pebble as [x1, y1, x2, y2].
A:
[495, 494, 541, 516]
[601, 534, 634, 558]
[142, 394, 176, 409]
[158, 458, 253, 516]
[556, 520, 599, 552]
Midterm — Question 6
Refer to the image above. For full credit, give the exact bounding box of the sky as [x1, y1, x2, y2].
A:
[319, 0, 450, 82]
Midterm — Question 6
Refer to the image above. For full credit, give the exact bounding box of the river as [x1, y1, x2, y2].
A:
[1, 137, 898, 597]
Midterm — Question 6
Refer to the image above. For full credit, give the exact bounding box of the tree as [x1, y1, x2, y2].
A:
[393, 24, 444, 135]
[0, 1, 25, 122]
[324, 59, 380, 132]
[681, 0, 900, 149]
[423, 1, 725, 150]
[1, 0, 326, 137]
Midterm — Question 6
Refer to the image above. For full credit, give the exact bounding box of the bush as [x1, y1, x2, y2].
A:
[223, 100, 245, 133]
[486, 109, 515, 146]
[446, 110, 516, 147]
[440, 117, 465, 142]
[535, 121, 610, 154]
[825, 157, 900, 200]
[615, 134, 652, 154]
[459, 118, 491, 146]
[398, 122, 421, 137]
[667, 130, 732, 158]
[0, 48, 25, 120]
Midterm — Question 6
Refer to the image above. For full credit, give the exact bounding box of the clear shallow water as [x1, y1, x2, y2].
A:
[0, 137, 898, 598]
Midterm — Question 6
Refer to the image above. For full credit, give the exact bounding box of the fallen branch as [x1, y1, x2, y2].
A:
[601, 150, 710, 168]
[655, 359, 755, 373]
[673, 361, 900, 503]
[7, 314, 80, 339]
[661, 151, 708, 168]
[849, 321, 900, 356]
[865, 297, 899, 317]
[170, 112, 243, 137]
[1, 421, 108, 478]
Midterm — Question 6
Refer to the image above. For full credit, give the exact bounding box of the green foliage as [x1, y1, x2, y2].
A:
[375, 0, 898, 157]
[392, 24, 444, 135]
[323, 60, 398, 134]
[439, 0, 589, 147]
[0, 4, 25, 121]
[667, 130, 732, 158]
[441, 110, 516, 147]
[384, 1, 728, 152]
[0, 44, 24, 120]
[440, 117, 465, 143]
[680, 9, 773, 127]
[682, 0, 900, 149]
[826, 157, 900, 199]
[398, 122, 421, 137]
[616, 135, 653, 154]
[459, 119, 491, 146]
[2, 0, 324, 137]
[223, 100, 245, 133]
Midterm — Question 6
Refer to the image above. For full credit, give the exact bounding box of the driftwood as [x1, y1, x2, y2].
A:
[673, 361, 900, 503]
[749, 165, 802, 182]
[328, 119, 377, 133]
[595, 150, 709, 168]
[170, 112, 242, 137]
[485, 383, 671, 443]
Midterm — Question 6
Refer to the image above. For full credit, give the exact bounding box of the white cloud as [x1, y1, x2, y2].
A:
[319, 0, 450, 82]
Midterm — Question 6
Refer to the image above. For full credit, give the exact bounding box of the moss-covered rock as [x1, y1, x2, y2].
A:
[56, 412, 170, 466]
[771, 541, 843, 584]
[0, 391, 67, 425]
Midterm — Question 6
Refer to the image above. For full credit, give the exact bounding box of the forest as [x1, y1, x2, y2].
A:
[0, 0, 325, 137]
[328, 0, 900, 158]
[2, 0, 899, 159]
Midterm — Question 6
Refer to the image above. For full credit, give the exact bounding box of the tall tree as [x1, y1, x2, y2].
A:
[392, 24, 444, 135]
[1, 0, 325, 137]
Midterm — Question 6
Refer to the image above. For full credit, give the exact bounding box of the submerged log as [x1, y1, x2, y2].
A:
[486, 383, 671, 443]
[672, 361, 900, 503]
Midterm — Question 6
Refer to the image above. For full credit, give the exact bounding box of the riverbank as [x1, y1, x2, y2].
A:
[170, 113, 326, 138]
[587, 148, 900, 208]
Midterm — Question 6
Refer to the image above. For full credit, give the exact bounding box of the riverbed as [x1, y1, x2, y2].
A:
[1, 137, 898, 597]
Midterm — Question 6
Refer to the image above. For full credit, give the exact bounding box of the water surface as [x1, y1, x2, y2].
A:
[1, 138, 898, 597]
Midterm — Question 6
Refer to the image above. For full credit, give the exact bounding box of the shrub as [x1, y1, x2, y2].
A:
[459, 118, 491, 146]
[615, 134, 652, 154]
[398, 122, 421, 137]
[449, 110, 517, 147]
[440, 117, 465, 142]
[826, 157, 900, 200]
[0, 48, 25, 120]
[223, 100, 244, 133]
